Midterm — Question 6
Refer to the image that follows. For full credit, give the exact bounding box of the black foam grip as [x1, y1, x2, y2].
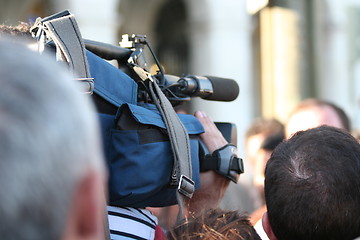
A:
[204, 76, 240, 101]
[84, 39, 131, 62]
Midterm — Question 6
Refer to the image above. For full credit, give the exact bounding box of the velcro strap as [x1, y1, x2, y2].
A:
[200, 144, 244, 183]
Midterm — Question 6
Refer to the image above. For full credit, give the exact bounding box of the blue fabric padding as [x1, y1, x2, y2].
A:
[99, 103, 204, 208]
[86, 50, 137, 106]
[123, 103, 204, 134]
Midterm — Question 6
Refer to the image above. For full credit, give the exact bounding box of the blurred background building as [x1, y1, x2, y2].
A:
[1, 0, 360, 183]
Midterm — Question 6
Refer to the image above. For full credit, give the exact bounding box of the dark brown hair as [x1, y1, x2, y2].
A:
[0, 22, 32, 39]
[265, 126, 360, 240]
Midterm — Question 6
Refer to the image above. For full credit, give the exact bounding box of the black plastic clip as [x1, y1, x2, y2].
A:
[178, 174, 195, 199]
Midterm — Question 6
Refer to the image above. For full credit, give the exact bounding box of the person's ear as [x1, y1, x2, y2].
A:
[62, 170, 106, 240]
[262, 211, 278, 240]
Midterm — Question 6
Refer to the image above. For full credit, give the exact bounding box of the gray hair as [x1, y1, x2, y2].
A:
[0, 38, 105, 240]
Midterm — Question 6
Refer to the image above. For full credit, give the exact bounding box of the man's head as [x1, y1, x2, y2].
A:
[263, 126, 360, 240]
[285, 98, 350, 138]
[0, 38, 106, 240]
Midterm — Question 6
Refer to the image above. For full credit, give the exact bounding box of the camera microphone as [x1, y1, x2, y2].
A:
[165, 74, 239, 102]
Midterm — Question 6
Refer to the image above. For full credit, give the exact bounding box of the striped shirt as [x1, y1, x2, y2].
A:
[107, 206, 158, 240]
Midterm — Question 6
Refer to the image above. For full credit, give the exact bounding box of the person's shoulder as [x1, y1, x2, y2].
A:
[107, 206, 158, 239]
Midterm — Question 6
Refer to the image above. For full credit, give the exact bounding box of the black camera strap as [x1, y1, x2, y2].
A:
[133, 66, 195, 221]
[30, 10, 94, 94]
[149, 81, 194, 221]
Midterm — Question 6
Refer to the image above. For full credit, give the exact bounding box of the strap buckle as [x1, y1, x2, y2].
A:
[178, 174, 195, 199]
[74, 77, 94, 94]
[132, 66, 154, 82]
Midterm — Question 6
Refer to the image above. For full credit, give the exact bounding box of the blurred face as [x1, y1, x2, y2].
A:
[246, 134, 265, 164]
[253, 148, 272, 191]
[246, 134, 271, 190]
[285, 106, 344, 139]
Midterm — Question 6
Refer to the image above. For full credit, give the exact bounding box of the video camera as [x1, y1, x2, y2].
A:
[86, 33, 243, 180]
[29, 9, 243, 208]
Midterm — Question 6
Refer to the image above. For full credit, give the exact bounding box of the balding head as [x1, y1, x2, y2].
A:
[285, 99, 350, 138]
[0, 38, 106, 240]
